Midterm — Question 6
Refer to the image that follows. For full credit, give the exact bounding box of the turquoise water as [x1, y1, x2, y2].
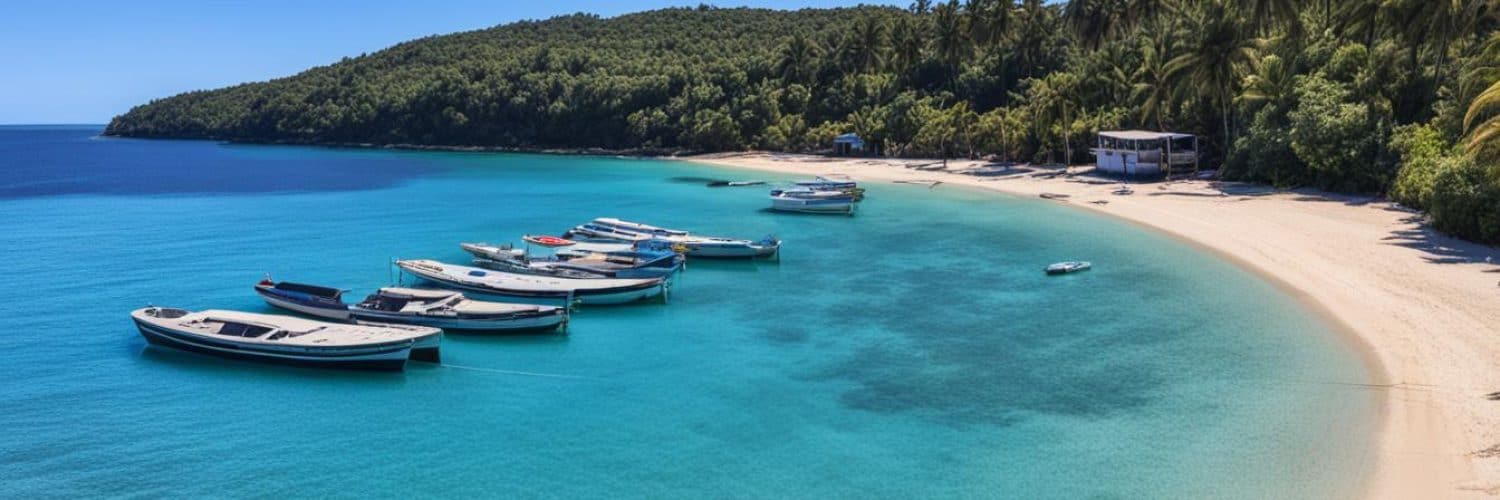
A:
[0, 126, 1377, 498]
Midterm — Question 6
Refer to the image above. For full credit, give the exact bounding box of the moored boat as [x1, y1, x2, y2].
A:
[563, 218, 780, 259]
[254, 278, 350, 320]
[396, 259, 668, 305]
[1046, 261, 1092, 275]
[352, 287, 569, 332]
[769, 187, 856, 215]
[131, 306, 442, 370]
[463, 236, 684, 279]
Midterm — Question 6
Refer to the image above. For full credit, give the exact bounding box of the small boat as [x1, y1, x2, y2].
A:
[769, 187, 856, 214]
[463, 237, 684, 279]
[257, 278, 568, 332]
[396, 259, 668, 305]
[707, 180, 767, 187]
[1046, 261, 1092, 275]
[1040, 192, 1071, 200]
[253, 279, 350, 320]
[795, 174, 865, 200]
[131, 306, 443, 370]
[351, 287, 568, 332]
[564, 218, 780, 259]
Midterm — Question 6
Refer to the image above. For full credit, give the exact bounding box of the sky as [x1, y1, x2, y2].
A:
[0, 0, 899, 124]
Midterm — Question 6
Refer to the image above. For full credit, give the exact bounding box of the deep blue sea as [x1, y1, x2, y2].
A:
[0, 125, 1376, 498]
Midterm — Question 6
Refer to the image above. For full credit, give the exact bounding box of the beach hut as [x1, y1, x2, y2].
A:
[832, 133, 865, 156]
[1094, 130, 1198, 177]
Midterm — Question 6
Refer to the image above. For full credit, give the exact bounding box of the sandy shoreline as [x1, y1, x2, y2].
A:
[680, 152, 1500, 499]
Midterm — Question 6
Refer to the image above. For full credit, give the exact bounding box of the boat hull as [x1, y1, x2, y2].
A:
[398, 263, 666, 305]
[770, 197, 855, 214]
[134, 319, 411, 371]
[351, 309, 566, 333]
[255, 288, 351, 320]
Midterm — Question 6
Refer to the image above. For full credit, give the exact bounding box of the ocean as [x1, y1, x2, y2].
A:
[0, 125, 1376, 498]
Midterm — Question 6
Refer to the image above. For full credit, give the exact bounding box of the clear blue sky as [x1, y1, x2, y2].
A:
[0, 1, 899, 124]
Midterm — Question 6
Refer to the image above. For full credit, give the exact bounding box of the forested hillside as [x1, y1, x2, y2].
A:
[106, 2, 1500, 243]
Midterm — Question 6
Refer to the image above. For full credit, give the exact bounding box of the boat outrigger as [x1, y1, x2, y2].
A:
[396, 259, 669, 305]
[131, 306, 443, 370]
[564, 218, 779, 259]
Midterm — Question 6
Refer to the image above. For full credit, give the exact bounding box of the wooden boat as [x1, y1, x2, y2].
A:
[1046, 261, 1092, 275]
[463, 237, 683, 279]
[257, 278, 568, 332]
[131, 306, 442, 370]
[769, 187, 856, 214]
[396, 259, 668, 305]
[254, 278, 350, 320]
[564, 218, 780, 259]
[351, 287, 568, 332]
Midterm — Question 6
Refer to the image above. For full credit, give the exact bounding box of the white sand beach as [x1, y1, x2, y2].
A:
[682, 152, 1500, 499]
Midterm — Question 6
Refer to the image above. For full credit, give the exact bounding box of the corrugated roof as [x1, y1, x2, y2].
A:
[1099, 130, 1193, 140]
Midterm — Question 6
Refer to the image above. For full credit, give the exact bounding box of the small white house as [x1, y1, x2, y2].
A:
[1094, 130, 1198, 176]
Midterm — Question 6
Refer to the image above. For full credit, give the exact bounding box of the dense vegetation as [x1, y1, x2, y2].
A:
[106, 2, 1500, 244]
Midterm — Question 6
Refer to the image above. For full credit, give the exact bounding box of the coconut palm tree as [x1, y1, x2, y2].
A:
[776, 34, 821, 84]
[1237, 0, 1303, 37]
[889, 16, 924, 75]
[1239, 53, 1295, 109]
[931, 0, 971, 76]
[845, 15, 890, 73]
[1166, 1, 1258, 150]
[965, 0, 1014, 48]
[1132, 40, 1176, 130]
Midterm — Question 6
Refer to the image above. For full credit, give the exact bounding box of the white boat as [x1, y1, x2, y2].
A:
[254, 279, 351, 320]
[1045, 261, 1092, 275]
[131, 307, 443, 370]
[564, 218, 780, 259]
[462, 237, 683, 279]
[396, 259, 668, 305]
[769, 187, 856, 214]
[795, 174, 864, 200]
[352, 287, 569, 332]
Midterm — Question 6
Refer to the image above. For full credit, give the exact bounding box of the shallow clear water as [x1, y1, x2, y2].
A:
[0, 126, 1377, 498]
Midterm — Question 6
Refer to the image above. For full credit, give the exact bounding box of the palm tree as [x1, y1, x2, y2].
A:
[1012, 0, 1051, 78]
[1166, 1, 1258, 152]
[1334, 0, 1383, 46]
[911, 0, 933, 15]
[1463, 33, 1500, 157]
[1236, 0, 1303, 37]
[1132, 40, 1176, 130]
[1392, 0, 1492, 103]
[845, 15, 890, 73]
[889, 16, 924, 75]
[1064, 0, 1127, 51]
[965, 0, 1014, 48]
[931, 0, 971, 76]
[776, 34, 821, 84]
[1238, 53, 1295, 109]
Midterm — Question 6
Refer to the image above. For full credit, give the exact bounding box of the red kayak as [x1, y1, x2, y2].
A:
[523, 235, 576, 247]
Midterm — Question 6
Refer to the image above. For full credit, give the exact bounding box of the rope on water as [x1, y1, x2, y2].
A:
[440, 363, 596, 380]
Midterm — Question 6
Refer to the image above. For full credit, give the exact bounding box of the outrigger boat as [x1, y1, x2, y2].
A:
[564, 218, 780, 259]
[396, 259, 668, 305]
[1045, 261, 1092, 275]
[769, 187, 856, 215]
[131, 306, 442, 370]
[255, 278, 569, 332]
[461, 236, 683, 279]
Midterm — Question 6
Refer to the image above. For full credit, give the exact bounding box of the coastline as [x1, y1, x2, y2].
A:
[679, 151, 1500, 499]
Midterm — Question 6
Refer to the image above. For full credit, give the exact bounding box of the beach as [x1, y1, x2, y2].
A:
[684, 152, 1500, 498]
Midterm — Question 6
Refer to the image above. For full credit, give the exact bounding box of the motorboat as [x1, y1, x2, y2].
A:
[564, 218, 780, 259]
[351, 287, 568, 332]
[463, 236, 683, 279]
[130, 306, 442, 370]
[769, 187, 856, 214]
[256, 278, 569, 332]
[1045, 261, 1092, 275]
[396, 259, 668, 305]
[254, 279, 350, 320]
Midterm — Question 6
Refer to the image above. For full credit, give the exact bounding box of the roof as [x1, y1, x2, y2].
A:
[833, 133, 863, 143]
[1099, 130, 1194, 140]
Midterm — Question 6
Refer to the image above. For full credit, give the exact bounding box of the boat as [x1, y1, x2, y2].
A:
[1040, 192, 1071, 200]
[396, 259, 668, 305]
[707, 180, 767, 187]
[254, 278, 350, 320]
[130, 306, 443, 370]
[768, 187, 857, 215]
[257, 278, 569, 332]
[351, 287, 569, 332]
[563, 218, 780, 259]
[795, 174, 865, 200]
[462, 237, 684, 279]
[1046, 261, 1092, 275]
